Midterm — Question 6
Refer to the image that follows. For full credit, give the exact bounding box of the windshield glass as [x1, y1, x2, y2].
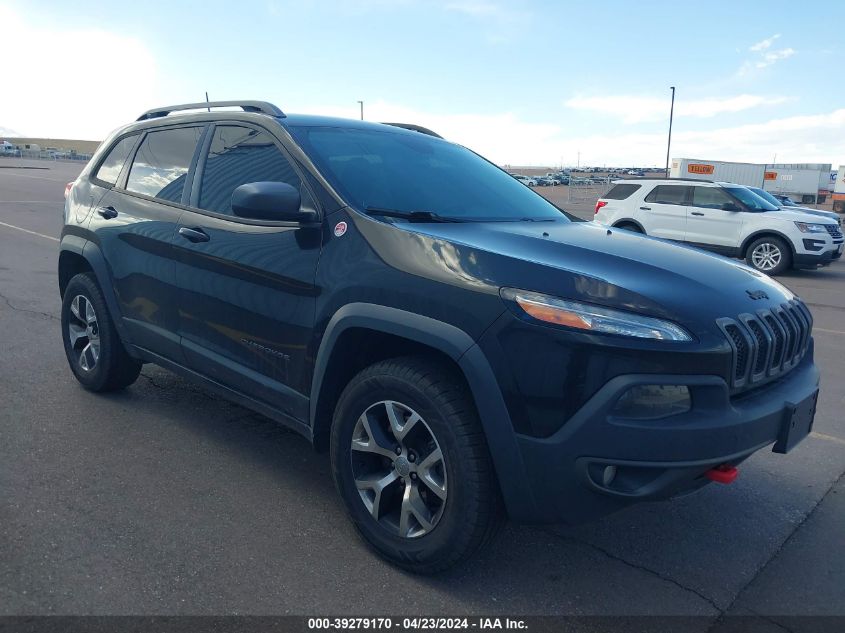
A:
[748, 187, 783, 208]
[724, 185, 780, 211]
[289, 126, 567, 222]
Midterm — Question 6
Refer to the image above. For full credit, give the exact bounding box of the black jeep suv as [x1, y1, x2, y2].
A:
[60, 101, 820, 573]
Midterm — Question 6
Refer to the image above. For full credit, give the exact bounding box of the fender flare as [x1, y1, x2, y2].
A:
[612, 218, 646, 233]
[59, 235, 132, 344]
[740, 229, 796, 258]
[310, 303, 537, 520]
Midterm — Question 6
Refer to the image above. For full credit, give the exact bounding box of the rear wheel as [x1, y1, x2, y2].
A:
[61, 273, 141, 391]
[330, 356, 502, 573]
[746, 236, 791, 275]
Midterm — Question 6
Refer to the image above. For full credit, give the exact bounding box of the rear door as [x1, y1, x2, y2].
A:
[685, 186, 744, 252]
[173, 123, 322, 423]
[91, 124, 205, 361]
[638, 184, 690, 240]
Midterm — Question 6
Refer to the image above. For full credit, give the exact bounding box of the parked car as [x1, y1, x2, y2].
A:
[593, 179, 842, 274]
[513, 174, 537, 187]
[763, 190, 841, 226]
[535, 176, 557, 186]
[60, 102, 820, 573]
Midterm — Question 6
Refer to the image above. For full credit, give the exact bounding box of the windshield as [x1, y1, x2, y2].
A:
[724, 185, 780, 211]
[289, 126, 567, 222]
[747, 187, 783, 208]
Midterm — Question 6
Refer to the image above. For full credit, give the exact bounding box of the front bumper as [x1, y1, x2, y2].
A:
[507, 347, 819, 524]
[794, 249, 837, 268]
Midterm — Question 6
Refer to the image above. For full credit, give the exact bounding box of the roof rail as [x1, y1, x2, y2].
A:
[663, 177, 714, 183]
[136, 100, 285, 121]
[381, 122, 443, 138]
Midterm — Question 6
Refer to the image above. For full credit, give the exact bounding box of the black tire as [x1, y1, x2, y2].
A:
[615, 222, 643, 234]
[330, 356, 503, 573]
[61, 272, 141, 392]
[745, 236, 791, 275]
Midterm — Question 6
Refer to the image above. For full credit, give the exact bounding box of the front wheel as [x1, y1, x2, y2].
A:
[746, 236, 791, 275]
[330, 357, 502, 573]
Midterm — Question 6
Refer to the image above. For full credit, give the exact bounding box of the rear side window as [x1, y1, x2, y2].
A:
[93, 135, 138, 185]
[604, 184, 641, 200]
[644, 185, 689, 205]
[691, 186, 734, 209]
[126, 127, 203, 203]
[198, 125, 300, 215]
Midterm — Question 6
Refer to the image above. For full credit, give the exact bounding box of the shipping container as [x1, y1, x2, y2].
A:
[671, 158, 833, 203]
[670, 158, 765, 186]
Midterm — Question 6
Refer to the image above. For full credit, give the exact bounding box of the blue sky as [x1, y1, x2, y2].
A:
[2, 0, 843, 166]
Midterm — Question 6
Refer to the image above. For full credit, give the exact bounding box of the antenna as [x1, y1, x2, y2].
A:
[205, 92, 210, 112]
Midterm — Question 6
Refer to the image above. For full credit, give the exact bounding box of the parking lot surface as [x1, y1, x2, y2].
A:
[1, 160, 843, 625]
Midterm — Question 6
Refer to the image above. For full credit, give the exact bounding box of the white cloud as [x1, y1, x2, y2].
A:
[739, 34, 795, 75]
[303, 100, 845, 167]
[564, 94, 788, 124]
[749, 34, 780, 52]
[757, 47, 795, 68]
[0, 6, 158, 140]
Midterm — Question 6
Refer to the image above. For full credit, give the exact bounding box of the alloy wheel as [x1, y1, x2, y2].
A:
[751, 242, 782, 271]
[350, 400, 447, 538]
[67, 295, 100, 371]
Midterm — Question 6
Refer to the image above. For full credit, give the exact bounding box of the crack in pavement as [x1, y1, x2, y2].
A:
[704, 468, 845, 633]
[533, 526, 723, 613]
[0, 290, 59, 322]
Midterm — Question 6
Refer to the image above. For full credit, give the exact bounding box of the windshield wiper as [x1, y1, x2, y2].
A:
[363, 207, 464, 223]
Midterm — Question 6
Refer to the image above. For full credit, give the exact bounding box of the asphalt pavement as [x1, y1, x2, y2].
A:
[1, 158, 843, 626]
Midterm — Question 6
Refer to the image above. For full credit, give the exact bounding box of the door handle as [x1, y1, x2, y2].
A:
[97, 206, 118, 220]
[691, 211, 705, 216]
[639, 206, 651, 211]
[178, 226, 210, 243]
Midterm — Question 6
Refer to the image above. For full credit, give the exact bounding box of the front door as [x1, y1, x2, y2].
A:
[173, 123, 322, 423]
[685, 186, 744, 252]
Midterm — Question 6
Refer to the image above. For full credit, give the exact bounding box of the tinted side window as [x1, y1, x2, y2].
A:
[605, 184, 641, 200]
[644, 185, 689, 205]
[93, 135, 138, 185]
[126, 127, 203, 203]
[691, 186, 733, 209]
[198, 125, 300, 215]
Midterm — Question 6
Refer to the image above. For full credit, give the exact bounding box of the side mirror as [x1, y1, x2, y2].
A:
[231, 182, 315, 222]
[721, 202, 741, 212]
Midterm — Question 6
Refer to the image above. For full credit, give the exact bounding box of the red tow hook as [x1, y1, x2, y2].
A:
[705, 464, 738, 484]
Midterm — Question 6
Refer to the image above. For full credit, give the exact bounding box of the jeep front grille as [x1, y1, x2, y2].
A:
[717, 299, 812, 389]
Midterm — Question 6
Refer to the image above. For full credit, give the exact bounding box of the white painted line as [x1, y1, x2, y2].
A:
[0, 171, 70, 183]
[814, 327, 845, 336]
[810, 432, 845, 447]
[0, 220, 59, 242]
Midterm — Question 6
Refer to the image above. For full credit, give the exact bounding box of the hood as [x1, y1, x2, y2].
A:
[370, 219, 796, 340]
[782, 205, 840, 223]
[769, 208, 838, 225]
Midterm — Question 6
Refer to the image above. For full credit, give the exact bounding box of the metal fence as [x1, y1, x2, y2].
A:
[567, 177, 613, 204]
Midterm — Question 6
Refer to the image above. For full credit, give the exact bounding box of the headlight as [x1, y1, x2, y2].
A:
[500, 288, 693, 341]
[794, 222, 827, 233]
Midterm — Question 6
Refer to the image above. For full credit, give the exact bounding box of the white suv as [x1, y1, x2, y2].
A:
[593, 179, 843, 275]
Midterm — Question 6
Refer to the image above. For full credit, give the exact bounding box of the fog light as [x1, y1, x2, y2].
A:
[611, 385, 691, 420]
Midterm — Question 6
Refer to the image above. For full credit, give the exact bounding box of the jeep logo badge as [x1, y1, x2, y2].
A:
[746, 289, 768, 300]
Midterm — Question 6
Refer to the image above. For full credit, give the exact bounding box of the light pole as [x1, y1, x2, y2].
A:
[665, 86, 675, 178]
[357, 100, 364, 121]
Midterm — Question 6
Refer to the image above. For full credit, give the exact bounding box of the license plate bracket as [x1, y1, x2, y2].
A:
[772, 389, 818, 454]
